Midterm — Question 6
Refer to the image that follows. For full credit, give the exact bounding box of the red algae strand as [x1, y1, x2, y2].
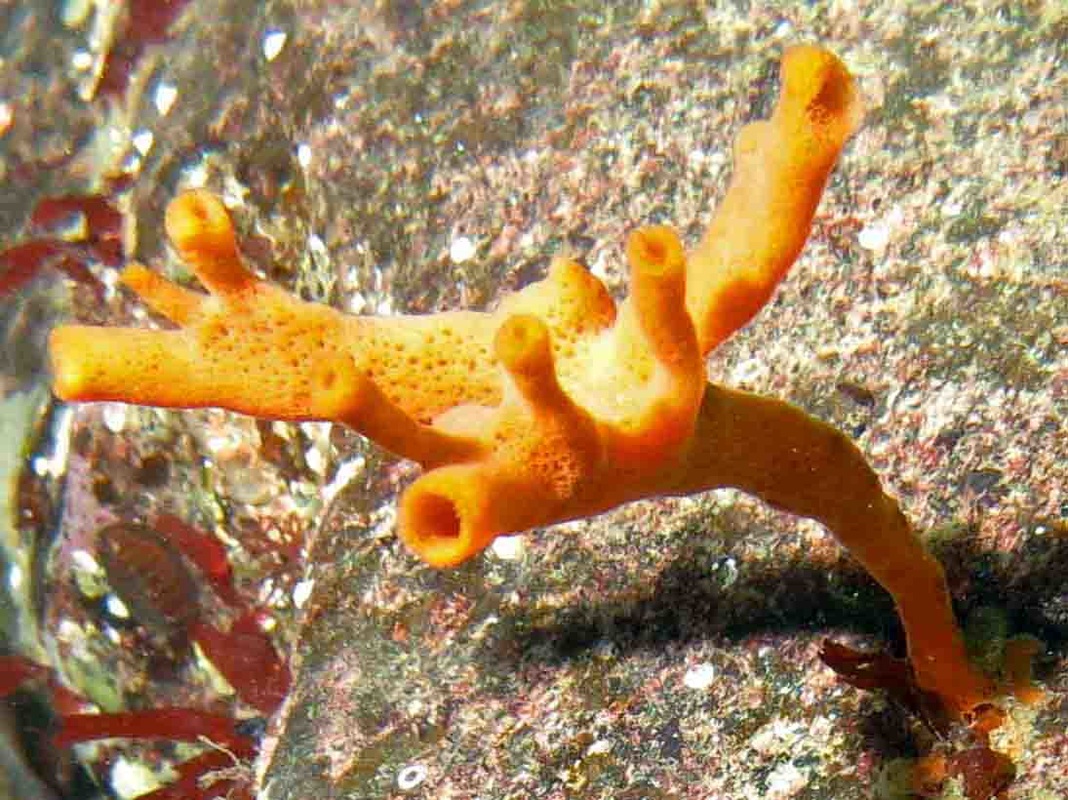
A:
[96, 522, 201, 636]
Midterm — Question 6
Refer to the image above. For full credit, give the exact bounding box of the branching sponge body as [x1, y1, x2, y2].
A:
[48, 46, 991, 714]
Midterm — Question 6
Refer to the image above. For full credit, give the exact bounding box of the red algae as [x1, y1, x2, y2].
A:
[152, 513, 241, 607]
[98, 0, 195, 98]
[189, 612, 291, 715]
[97, 521, 201, 636]
[819, 639, 953, 735]
[1, 192, 123, 298]
[29, 194, 124, 266]
[55, 708, 254, 753]
[0, 654, 52, 697]
[94, 515, 291, 713]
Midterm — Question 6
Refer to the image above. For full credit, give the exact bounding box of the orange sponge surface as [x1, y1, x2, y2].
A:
[48, 47, 991, 713]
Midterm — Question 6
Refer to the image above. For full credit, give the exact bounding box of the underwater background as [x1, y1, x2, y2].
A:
[0, 1, 1065, 799]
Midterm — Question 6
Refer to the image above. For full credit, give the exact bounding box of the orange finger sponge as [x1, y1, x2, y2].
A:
[48, 46, 991, 714]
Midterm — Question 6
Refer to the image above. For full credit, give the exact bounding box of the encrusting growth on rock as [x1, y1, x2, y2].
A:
[48, 46, 991, 714]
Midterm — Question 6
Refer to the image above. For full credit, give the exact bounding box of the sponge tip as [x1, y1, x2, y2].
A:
[780, 44, 862, 137]
[48, 326, 92, 400]
[164, 190, 239, 264]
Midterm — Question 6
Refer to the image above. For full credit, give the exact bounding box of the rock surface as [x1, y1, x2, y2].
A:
[1, 2, 1064, 799]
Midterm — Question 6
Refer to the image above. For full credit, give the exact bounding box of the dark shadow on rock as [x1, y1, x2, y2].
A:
[500, 522, 1068, 668]
[502, 548, 901, 666]
[934, 521, 1068, 673]
[855, 703, 921, 760]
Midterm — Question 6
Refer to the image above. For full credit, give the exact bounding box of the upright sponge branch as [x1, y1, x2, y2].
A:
[48, 46, 990, 714]
[686, 45, 863, 352]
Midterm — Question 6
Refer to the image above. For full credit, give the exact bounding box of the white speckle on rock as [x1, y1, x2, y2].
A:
[396, 764, 428, 791]
[858, 221, 890, 251]
[57, 619, 82, 642]
[323, 455, 365, 503]
[683, 662, 716, 690]
[183, 162, 208, 188]
[586, 739, 613, 756]
[296, 142, 312, 169]
[105, 594, 130, 619]
[589, 249, 611, 281]
[71, 49, 93, 71]
[728, 356, 770, 387]
[449, 235, 477, 264]
[61, 0, 94, 29]
[102, 403, 127, 433]
[749, 720, 806, 756]
[153, 82, 178, 115]
[262, 29, 288, 62]
[491, 534, 525, 561]
[942, 199, 963, 217]
[31, 405, 73, 474]
[132, 129, 154, 156]
[292, 579, 314, 609]
[348, 291, 367, 314]
[110, 756, 168, 799]
[304, 443, 327, 475]
[765, 762, 810, 799]
[7, 563, 22, 592]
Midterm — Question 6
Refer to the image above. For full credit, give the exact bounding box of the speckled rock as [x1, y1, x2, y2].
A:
[2, 1, 1064, 799]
